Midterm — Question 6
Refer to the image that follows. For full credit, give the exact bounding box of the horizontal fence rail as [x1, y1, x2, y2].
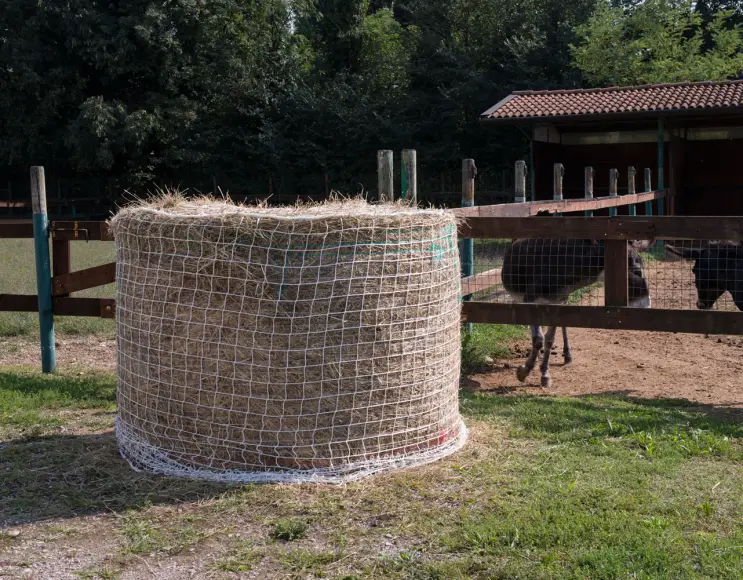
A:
[0, 219, 115, 320]
[461, 303, 743, 336]
[457, 216, 743, 241]
[452, 189, 667, 218]
[458, 215, 743, 336]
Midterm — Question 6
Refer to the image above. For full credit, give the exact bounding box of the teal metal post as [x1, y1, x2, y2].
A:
[30, 166, 56, 373]
[584, 166, 594, 217]
[609, 168, 618, 217]
[644, 168, 653, 216]
[627, 167, 637, 216]
[657, 118, 665, 216]
[461, 159, 476, 334]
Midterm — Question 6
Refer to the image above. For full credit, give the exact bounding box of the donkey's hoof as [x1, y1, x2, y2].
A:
[516, 365, 531, 383]
[563, 355, 573, 366]
[541, 376, 552, 388]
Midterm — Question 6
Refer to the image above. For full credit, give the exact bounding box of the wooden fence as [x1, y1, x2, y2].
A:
[0, 219, 115, 319]
[2, 159, 740, 374]
[454, 215, 743, 336]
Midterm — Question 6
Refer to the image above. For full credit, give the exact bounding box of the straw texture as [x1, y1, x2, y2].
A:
[110, 196, 465, 483]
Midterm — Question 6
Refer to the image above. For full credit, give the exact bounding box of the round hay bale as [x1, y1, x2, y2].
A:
[109, 196, 466, 483]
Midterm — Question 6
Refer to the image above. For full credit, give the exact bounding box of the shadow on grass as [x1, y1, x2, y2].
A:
[0, 432, 230, 526]
[462, 390, 743, 446]
[0, 369, 229, 526]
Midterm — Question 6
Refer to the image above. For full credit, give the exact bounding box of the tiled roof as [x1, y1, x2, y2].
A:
[482, 80, 743, 122]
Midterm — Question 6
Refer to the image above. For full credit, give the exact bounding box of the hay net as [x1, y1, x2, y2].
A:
[109, 196, 466, 483]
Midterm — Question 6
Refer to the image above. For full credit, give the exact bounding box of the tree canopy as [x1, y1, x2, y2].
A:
[572, 0, 743, 86]
[0, 0, 741, 198]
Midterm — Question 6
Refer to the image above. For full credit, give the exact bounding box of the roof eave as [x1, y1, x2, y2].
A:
[479, 106, 743, 126]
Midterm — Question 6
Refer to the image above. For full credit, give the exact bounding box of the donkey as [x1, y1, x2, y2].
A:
[502, 239, 651, 387]
[666, 242, 742, 311]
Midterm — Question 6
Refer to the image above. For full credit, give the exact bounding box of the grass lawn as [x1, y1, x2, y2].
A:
[2, 366, 743, 578]
[0, 239, 115, 337]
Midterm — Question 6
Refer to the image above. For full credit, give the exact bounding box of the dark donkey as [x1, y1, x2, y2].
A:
[666, 242, 743, 311]
[502, 239, 651, 387]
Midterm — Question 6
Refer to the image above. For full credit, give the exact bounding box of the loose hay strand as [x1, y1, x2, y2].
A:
[110, 196, 466, 483]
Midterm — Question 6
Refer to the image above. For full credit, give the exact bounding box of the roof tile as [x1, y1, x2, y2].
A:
[483, 80, 743, 121]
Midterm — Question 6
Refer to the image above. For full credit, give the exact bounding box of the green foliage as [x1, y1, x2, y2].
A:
[3, 0, 740, 196]
[0, 0, 599, 195]
[572, 0, 743, 85]
[271, 519, 308, 541]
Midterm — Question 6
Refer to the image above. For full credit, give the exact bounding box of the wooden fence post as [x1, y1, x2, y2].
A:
[584, 166, 594, 217]
[627, 167, 637, 216]
[461, 159, 477, 333]
[401, 149, 417, 205]
[377, 150, 394, 202]
[644, 168, 653, 216]
[30, 166, 56, 373]
[609, 168, 618, 217]
[515, 160, 527, 203]
[553, 163, 564, 201]
[604, 239, 629, 307]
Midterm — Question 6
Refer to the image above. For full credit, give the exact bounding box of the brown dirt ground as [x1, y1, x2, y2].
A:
[466, 328, 743, 408]
[467, 257, 743, 408]
[0, 335, 116, 371]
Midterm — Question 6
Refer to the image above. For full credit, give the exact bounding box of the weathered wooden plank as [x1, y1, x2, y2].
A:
[0, 294, 38, 312]
[401, 149, 417, 205]
[53, 297, 116, 318]
[52, 239, 71, 298]
[604, 239, 628, 307]
[461, 302, 743, 335]
[0, 201, 27, 208]
[0, 221, 34, 238]
[52, 262, 116, 296]
[377, 150, 394, 202]
[452, 190, 667, 219]
[461, 268, 502, 295]
[457, 216, 743, 241]
[50, 221, 113, 241]
[0, 294, 115, 318]
[514, 161, 527, 203]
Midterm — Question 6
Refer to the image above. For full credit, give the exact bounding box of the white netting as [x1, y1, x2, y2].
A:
[109, 196, 466, 483]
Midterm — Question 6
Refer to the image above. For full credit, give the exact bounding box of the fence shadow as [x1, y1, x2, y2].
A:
[0, 431, 231, 527]
[463, 389, 743, 443]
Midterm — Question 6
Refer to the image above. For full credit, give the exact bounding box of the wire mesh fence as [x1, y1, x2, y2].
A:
[468, 238, 742, 312]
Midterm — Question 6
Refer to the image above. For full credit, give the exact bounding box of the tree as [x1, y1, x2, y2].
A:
[572, 0, 743, 86]
[0, 0, 300, 188]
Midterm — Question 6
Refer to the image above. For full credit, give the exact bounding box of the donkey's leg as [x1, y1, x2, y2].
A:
[562, 327, 573, 365]
[540, 326, 558, 387]
[517, 325, 543, 382]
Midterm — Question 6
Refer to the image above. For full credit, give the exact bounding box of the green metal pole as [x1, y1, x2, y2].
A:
[644, 168, 653, 216]
[30, 166, 56, 373]
[462, 159, 476, 335]
[657, 118, 665, 216]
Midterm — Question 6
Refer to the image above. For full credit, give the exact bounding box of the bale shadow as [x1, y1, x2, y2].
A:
[0, 431, 230, 527]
